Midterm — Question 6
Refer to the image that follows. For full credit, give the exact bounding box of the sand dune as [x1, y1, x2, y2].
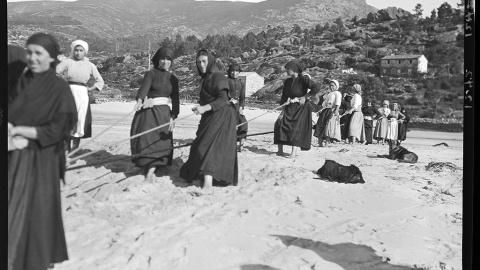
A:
[56, 102, 463, 270]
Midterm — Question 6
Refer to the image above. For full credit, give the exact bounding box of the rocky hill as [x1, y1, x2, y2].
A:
[7, 3, 464, 121]
[7, 0, 376, 39]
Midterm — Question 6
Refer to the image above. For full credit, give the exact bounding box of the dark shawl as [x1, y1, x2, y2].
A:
[151, 47, 175, 69]
[8, 68, 77, 270]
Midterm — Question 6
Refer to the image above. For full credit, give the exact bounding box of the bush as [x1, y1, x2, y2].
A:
[440, 81, 451, 90]
[405, 96, 421, 105]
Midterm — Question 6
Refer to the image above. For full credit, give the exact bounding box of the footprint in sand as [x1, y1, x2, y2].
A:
[328, 206, 343, 212]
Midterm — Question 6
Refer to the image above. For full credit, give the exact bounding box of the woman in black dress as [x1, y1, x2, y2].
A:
[274, 60, 319, 158]
[130, 47, 179, 181]
[8, 33, 78, 270]
[180, 49, 238, 191]
[397, 105, 410, 145]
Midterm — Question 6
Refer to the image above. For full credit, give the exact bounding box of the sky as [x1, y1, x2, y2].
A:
[7, 0, 463, 17]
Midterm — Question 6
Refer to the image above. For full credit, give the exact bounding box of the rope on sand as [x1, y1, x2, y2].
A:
[67, 101, 290, 169]
[67, 110, 136, 158]
[65, 131, 275, 171]
[67, 113, 196, 165]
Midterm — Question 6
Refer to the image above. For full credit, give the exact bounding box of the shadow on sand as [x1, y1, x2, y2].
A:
[268, 235, 426, 270]
[240, 265, 282, 270]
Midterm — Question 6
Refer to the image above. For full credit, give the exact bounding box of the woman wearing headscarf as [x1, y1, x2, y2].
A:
[130, 47, 179, 181]
[56, 39, 104, 152]
[397, 105, 410, 145]
[314, 79, 342, 147]
[274, 60, 319, 158]
[346, 84, 366, 144]
[227, 63, 248, 151]
[385, 102, 405, 146]
[8, 33, 77, 270]
[180, 49, 238, 191]
[339, 91, 353, 142]
[373, 100, 391, 145]
[361, 97, 381, 145]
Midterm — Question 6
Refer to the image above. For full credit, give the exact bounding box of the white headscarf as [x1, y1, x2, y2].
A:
[70, 40, 89, 55]
[330, 79, 339, 90]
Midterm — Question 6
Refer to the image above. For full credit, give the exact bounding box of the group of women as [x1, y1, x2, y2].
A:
[8, 34, 246, 270]
[371, 100, 409, 146]
[8, 32, 412, 270]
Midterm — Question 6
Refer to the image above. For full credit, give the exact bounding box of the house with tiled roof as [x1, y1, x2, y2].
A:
[380, 54, 428, 77]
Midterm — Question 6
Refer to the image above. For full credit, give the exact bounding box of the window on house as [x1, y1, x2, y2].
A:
[383, 68, 387, 74]
[399, 60, 402, 64]
[387, 60, 390, 64]
[397, 69, 401, 75]
[410, 60, 412, 64]
[408, 69, 412, 75]
[391, 68, 396, 74]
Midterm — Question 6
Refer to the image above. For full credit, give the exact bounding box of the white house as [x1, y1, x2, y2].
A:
[380, 54, 428, 77]
[238, 72, 264, 97]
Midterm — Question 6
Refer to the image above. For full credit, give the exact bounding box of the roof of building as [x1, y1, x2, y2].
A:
[381, 54, 424, 60]
[239, 72, 263, 77]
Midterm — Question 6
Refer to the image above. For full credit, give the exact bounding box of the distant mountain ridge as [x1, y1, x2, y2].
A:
[7, 0, 376, 39]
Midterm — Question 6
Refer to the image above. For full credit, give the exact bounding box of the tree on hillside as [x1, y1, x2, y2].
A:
[184, 35, 201, 55]
[291, 24, 302, 34]
[437, 2, 453, 23]
[159, 37, 174, 51]
[430, 9, 437, 20]
[173, 34, 185, 57]
[413, 3, 424, 17]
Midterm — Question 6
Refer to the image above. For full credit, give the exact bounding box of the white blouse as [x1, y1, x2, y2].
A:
[56, 57, 104, 90]
[322, 90, 342, 108]
[350, 94, 363, 111]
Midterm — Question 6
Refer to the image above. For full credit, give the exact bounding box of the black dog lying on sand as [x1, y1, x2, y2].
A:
[377, 144, 418, 163]
[316, 160, 365, 184]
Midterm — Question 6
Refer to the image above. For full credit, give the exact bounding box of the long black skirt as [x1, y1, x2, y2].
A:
[180, 104, 238, 185]
[274, 102, 312, 150]
[83, 103, 92, 138]
[313, 108, 333, 138]
[236, 112, 248, 140]
[130, 105, 173, 167]
[340, 112, 351, 140]
[398, 122, 408, 141]
[8, 145, 69, 270]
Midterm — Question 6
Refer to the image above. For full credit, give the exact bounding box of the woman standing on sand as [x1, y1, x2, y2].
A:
[274, 60, 319, 157]
[8, 33, 78, 270]
[385, 102, 405, 146]
[373, 100, 391, 145]
[397, 106, 410, 145]
[314, 79, 342, 147]
[130, 47, 179, 181]
[362, 98, 381, 145]
[180, 49, 238, 190]
[227, 63, 248, 152]
[56, 39, 104, 152]
[346, 84, 365, 144]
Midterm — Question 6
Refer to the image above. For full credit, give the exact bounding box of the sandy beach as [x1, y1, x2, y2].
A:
[56, 102, 463, 270]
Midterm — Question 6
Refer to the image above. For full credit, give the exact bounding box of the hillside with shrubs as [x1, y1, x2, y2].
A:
[7, 2, 464, 131]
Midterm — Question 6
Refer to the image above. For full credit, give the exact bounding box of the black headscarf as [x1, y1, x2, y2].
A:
[151, 47, 175, 69]
[26, 33, 60, 68]
[196, 49, 218, 78]
[227, 63, 242, 79]
[284, 60, 303, 74]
